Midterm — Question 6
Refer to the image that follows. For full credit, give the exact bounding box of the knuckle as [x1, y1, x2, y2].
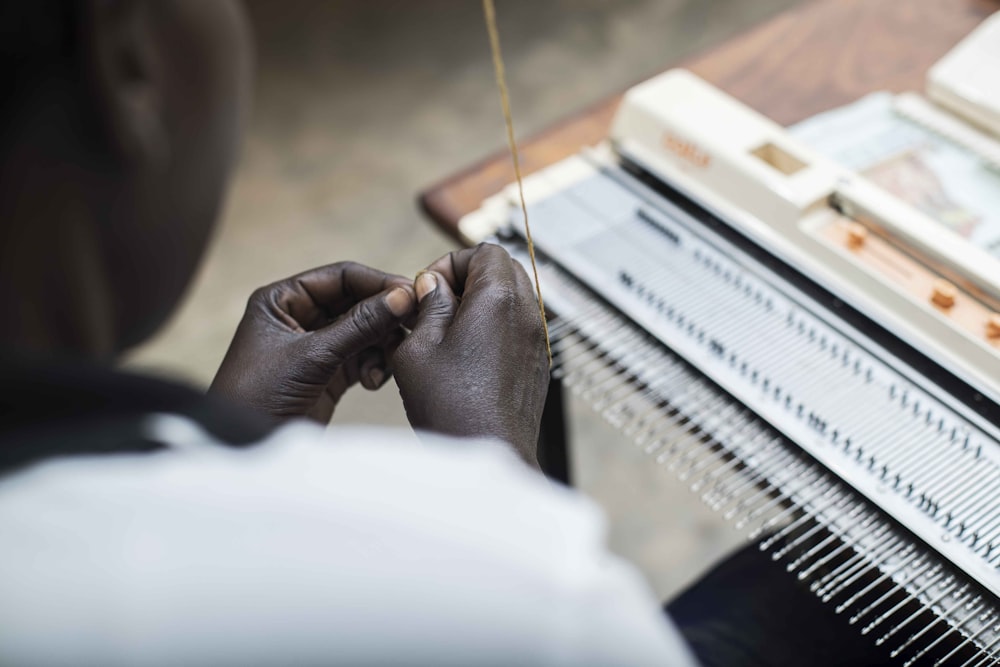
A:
[480, 281, 544, 341]
[336, 260, 364, 276]
[248, 285, 272, 306]
[425, 291, 453, 316]
[474, 242, 510, 262]
[478, 282, 544, 341]
[304, 338, 347, 373]
[350, 300, 386, 338]
[247, 284, 284, 318]
[310, 260, 351, 275]
[255, 281, 303, 316]
[480, 282, 522, 312]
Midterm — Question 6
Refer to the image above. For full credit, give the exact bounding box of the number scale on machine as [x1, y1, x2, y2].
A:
[462, 70, 1000, 665]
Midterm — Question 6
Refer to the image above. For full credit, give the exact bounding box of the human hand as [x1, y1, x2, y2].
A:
[210, 262, 416, 423]
[392, 243, 549, 467]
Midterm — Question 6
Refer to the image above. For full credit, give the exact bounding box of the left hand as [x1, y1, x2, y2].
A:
[210, 262, 417, 423]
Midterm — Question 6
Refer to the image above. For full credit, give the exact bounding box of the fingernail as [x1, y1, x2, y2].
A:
[385, 287, 413, 317]
[415, 272, 438, 302]
[368, 366, 385, 387]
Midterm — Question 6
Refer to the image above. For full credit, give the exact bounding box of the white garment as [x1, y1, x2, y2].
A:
[0, 420, 697, 667]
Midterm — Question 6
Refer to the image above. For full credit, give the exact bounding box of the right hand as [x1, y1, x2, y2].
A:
[392, 244, 550, 467]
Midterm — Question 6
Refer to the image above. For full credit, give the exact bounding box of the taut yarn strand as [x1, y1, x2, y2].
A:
[482, 0, 553, 366]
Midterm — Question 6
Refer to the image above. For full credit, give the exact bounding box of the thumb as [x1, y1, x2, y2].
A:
[312, 286, 415, 370]
[410, 271, 458, 346]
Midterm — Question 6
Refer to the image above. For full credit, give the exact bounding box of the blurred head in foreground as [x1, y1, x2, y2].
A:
[0, 1, 253, 361]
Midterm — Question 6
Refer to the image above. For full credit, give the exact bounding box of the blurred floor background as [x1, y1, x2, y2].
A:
[127, 0, 800, 599]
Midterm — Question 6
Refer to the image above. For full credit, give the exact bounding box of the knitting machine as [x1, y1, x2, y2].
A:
[461, 70, 1000, 665]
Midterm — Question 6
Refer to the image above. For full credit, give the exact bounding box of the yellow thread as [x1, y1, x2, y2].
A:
[482, 0, 553, 367]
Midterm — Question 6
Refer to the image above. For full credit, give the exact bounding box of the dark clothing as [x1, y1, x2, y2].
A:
[669, 541, 897, 666]
[0, 356, 271, 475]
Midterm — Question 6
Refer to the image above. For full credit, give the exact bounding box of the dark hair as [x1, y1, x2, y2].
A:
[0, 2, 80, 121]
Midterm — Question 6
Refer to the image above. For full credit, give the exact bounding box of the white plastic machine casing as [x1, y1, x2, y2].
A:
[454, 68, 1000, 600]
[609, 69, 1000, 401]
[927, 9, 1000, 140]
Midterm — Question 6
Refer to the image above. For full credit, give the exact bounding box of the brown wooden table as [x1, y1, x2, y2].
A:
[417, 0, 1000, 483]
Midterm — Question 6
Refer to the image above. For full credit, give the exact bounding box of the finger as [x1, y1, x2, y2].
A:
[305, 371, 348, 424]
[274, 262, 412, 330]
[357, 348, 388, 390]
[408, 271, 459, 346]
[456, 246, 527, 315]
[345, 326, 406, 391]
[424, 249, 470, 294]
[331, 349, 373, 390]
[310, 286, 416, 372]
[380, 326, 407, 363]
[424, 243, 515, 297]
[448, 246, 546, 352]
[400, 309, 419, 332]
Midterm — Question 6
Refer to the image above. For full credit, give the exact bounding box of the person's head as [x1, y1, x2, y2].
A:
[0, 0, 253, 361]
